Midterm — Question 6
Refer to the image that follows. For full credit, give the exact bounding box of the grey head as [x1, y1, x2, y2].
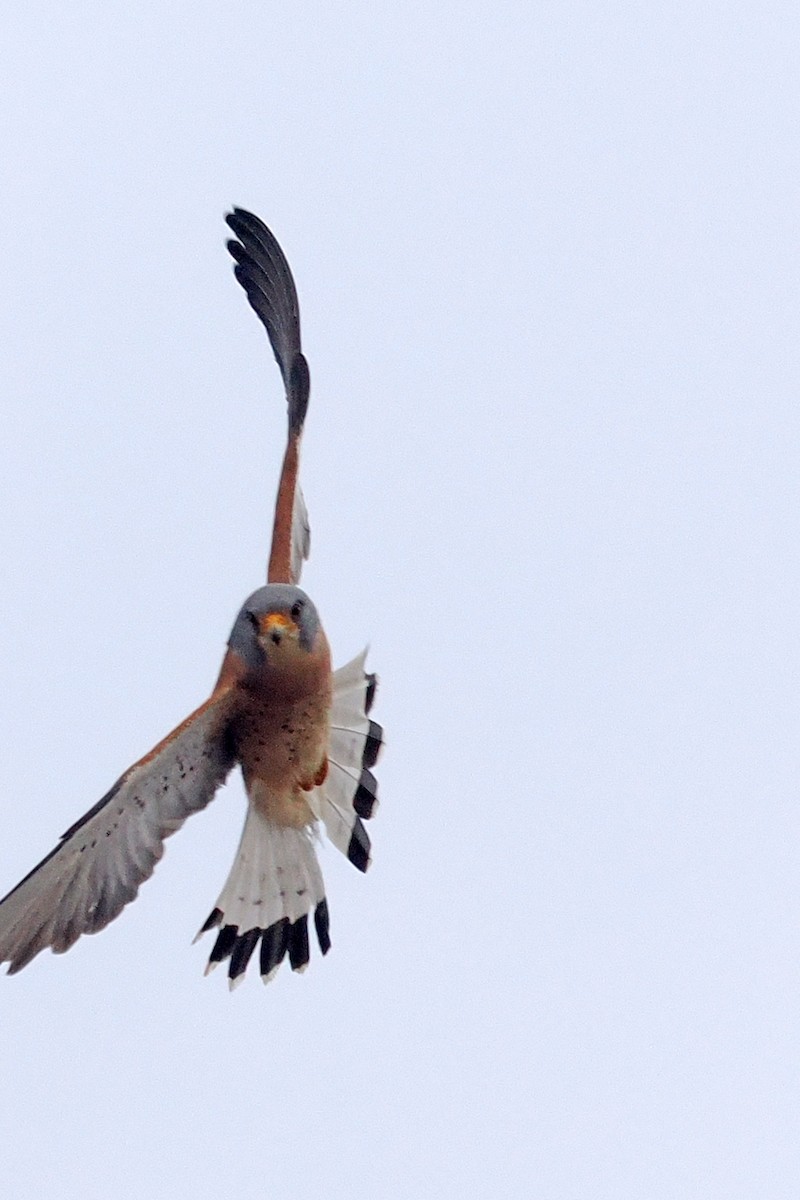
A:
[228, 584, 322, 670]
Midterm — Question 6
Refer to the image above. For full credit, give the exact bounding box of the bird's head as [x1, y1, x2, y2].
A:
[227, 585, 324, 677]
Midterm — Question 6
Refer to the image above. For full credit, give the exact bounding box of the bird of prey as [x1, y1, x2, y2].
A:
[0, 209, 382, 988]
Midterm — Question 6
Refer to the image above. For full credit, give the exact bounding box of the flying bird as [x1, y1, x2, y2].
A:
[0, 209, 382, 988]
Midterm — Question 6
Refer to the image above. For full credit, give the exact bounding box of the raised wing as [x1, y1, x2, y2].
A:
[226, 208, 311, 586]
[0, 690, 238, 974]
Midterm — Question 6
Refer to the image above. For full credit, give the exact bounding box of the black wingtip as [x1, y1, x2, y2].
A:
[225, 206, 267, 239]
[288, 352, 310, 432]
[224, 208, 307, 432]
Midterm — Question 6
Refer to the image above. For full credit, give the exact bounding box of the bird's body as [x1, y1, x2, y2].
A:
[0, 210, 382, 988]
[225, 592, 333, 829]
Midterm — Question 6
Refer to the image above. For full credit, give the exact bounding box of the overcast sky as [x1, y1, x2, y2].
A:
[1, 4, 799, 1197]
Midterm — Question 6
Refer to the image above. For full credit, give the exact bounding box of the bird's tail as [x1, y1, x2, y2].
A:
[195, 806, 328, 989]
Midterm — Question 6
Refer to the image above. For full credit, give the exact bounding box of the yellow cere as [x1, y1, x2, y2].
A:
[258, 611, 296, 634]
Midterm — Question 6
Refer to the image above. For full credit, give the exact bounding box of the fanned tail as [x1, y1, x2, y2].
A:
[195, 805, 328, 989]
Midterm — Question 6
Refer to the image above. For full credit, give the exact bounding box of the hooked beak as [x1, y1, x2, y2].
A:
[258, 611, 298, 646]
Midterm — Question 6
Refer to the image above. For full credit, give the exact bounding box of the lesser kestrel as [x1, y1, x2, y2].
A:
[0, 209, 382, 988]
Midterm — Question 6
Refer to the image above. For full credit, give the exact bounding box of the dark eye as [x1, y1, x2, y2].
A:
[291, 600, 304, 620]
[246, 610, 259, 629]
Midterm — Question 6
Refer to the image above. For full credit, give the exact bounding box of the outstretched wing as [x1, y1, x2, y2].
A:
[226, 208, 311, 585]
[0, 689, 239, 974]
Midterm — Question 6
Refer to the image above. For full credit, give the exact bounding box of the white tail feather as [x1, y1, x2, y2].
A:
[196, 804, 327, 986]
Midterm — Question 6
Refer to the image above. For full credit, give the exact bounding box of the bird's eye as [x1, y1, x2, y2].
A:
[246, 610, 259, 629]
[291, 600, 303, 620]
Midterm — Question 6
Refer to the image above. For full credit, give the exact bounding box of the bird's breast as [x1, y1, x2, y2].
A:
[234, 680, 332, 829]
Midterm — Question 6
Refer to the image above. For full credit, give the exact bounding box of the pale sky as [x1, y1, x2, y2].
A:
[1, 4, 799, 1197]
